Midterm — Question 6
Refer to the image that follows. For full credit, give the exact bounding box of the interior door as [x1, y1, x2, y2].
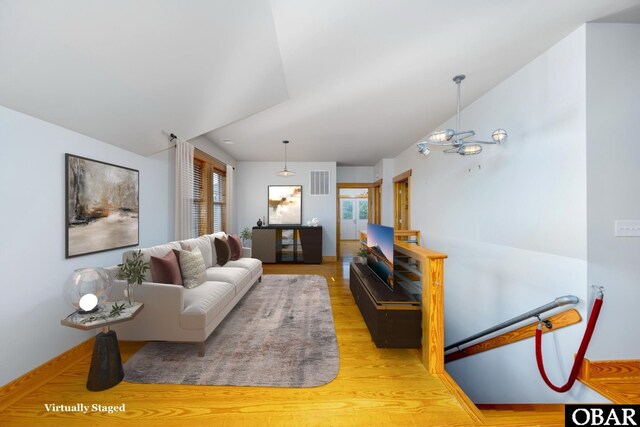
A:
[355, 198, 368, 235]
[340, 199, 357, 240]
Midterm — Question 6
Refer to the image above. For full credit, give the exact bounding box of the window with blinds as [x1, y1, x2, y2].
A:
[193, 149, 226, 236]
[212, 170, 225, 233]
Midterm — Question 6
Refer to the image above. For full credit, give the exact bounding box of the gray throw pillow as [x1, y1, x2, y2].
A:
[179, 247, 207, 288]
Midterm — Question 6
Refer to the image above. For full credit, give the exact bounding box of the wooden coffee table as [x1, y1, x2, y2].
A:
[61, 302, 143, 391]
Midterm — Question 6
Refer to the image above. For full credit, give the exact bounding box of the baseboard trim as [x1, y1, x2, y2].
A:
[0, 338, 94, 411]
[439, 372, 484, 425]
[323, 256, 337, 263]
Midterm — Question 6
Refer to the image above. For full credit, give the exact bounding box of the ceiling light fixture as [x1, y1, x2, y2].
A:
[417, 74, 507, 157]
[277, 140, 295, 177]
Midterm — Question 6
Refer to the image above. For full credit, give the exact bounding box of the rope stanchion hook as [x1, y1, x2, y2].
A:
[535, 315, 552, 330]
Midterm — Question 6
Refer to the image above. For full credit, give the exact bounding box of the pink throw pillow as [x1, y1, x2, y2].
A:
[150, 250, 183, 285]
[228, 234, 242, 261]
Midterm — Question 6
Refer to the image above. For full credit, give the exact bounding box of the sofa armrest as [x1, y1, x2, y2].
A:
[242, 247, 252, 258]
[108, 279, 185, 341]
[110, 279, 184, 309]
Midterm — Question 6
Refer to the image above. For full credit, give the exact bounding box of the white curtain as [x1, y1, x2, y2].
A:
[226, 164, 234, 233]
[175, 139, 194, 240]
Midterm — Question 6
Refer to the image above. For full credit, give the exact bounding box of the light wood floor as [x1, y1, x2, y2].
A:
[339, 240, 360, 257]
[0, 261, 564, 426]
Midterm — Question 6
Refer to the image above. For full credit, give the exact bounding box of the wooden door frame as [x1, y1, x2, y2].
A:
[336, 183, 373, 259]
[393, 169, 412, 230]
[372, 179, 382, 225]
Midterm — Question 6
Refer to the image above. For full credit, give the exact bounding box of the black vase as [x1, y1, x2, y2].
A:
[257, 218, 263, 227]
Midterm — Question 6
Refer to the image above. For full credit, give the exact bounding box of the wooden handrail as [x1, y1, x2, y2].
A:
[394, 230, 421, 245]
[394, 241, 447, 374]
[444, 308, 582, 363]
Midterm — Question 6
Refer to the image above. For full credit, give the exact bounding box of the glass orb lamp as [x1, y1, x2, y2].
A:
[64, 268, 112, 314]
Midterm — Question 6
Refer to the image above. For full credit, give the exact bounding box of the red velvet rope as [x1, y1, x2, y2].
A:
[535, 295, 604, 392]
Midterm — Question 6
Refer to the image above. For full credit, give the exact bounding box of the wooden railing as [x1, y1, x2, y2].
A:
[394, 230, 421, 245]
[394, 241, 447, 374]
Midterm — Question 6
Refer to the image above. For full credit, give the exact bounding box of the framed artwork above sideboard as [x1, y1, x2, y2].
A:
[267, 185, 302, 225]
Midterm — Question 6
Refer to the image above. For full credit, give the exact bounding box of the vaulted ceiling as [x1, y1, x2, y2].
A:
[1, 0, 639, 165]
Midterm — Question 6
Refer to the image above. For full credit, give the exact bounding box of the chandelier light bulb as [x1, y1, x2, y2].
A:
[458, 144, 482, 156]
[492, 128, 508, 144]
[417, 142, 430, 156]
[427, 129, 455, 143]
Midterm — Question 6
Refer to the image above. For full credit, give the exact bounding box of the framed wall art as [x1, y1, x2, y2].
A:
[65, 154, 139, 258]
[268, 185, 302, 225]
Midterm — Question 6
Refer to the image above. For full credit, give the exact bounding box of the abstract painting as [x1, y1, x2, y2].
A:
[268, 185, 302, 225]
[66, 154, 139, 258]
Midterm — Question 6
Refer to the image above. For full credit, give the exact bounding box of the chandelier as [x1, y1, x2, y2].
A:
[417, 74, 507, 156]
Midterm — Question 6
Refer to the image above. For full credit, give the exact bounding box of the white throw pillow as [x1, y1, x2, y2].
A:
[179, 247, 207, 289]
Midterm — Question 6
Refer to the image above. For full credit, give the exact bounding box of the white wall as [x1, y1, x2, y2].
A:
[393, 26, 606, 403]
[190, 136, 238, 168]
[235, 162, 337, 256]
[0, 106, 173, 385]
[374, 159, 395, 226]
[336, 166, 374, 183]
[586, 23, 640, 359]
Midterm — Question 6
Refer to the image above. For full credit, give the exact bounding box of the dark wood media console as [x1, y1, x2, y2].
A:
[252, 225, 322, 264]
[349, 262, 421, 348]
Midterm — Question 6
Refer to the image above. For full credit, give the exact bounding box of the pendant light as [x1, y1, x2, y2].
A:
[277, 140, 295, 177]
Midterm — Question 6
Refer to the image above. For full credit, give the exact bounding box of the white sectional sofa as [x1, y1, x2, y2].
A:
[106, 233, 262, 356]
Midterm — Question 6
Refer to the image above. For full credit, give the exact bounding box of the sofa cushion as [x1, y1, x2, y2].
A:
[122, 241, 182, 282]
[206, 232, 227, 264]
[179, 236, 214, 268]
[179, 247, 207, 288]
[180, 281, 235, 330]
[205, 266, 251, 295]
[150, 250, 182, 285]
[225, 258, 263, 280]
[214, 237, 231, 266]
[227, 234, 242, 261]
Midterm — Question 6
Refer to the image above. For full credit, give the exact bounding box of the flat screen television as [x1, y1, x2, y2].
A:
[366, 223, 394, 291]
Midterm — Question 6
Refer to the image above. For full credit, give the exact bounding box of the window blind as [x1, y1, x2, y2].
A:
[192, 149, 227, 236]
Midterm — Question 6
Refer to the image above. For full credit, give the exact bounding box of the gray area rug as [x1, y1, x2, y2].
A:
[123, 274, 339, 387]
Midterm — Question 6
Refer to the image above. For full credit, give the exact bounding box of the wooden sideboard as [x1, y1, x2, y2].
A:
[252, 225, 323, 264]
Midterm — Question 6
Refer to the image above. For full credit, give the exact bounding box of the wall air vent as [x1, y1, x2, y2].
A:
[309, 170, 330, 196]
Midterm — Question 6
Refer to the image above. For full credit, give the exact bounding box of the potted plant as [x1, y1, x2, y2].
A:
[356, 247, 368, 264]
[240, 227, 252, 246]
[116, 250, 149, 305]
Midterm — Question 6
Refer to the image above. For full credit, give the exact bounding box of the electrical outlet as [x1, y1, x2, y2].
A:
[615, 220, 640, 237]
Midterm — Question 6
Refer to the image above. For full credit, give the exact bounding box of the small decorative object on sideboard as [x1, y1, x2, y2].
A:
[257, 218, 263, 227]
[311, 217, 320, 227]
[64, 267, 113, 314]
[356, 247, 368, 264]
[116, 250, 149, 306]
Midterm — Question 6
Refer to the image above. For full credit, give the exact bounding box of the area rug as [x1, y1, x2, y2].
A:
[123, 274, 339, 387]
